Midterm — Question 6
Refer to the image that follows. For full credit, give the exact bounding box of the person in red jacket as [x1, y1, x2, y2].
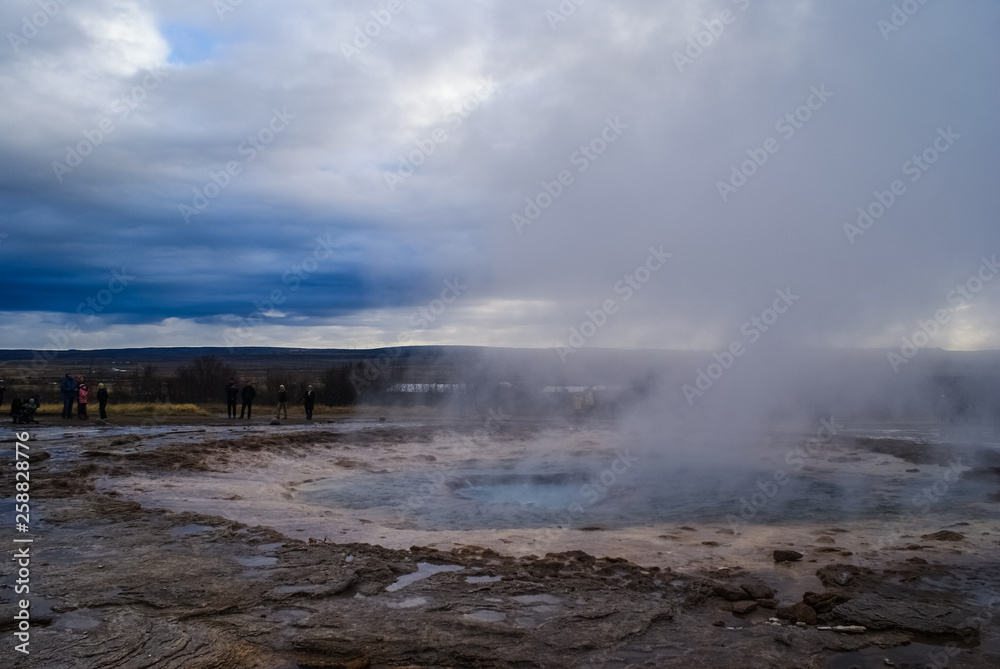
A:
[77, 375, 89, 419]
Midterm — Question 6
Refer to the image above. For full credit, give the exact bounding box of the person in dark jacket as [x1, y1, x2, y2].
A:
[60, 373, 77, 418]
[240, 381, 256, 419]
[225, 379, 239, 418]
[276, 384, 288, 419]
[97, 383, 109, 420]
[77, 375, 89, 419]
[303, 384, 315, 421]
[0, 378, 5, 410]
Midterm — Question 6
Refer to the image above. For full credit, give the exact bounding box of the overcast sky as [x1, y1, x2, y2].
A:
[1, 0, 997, 353]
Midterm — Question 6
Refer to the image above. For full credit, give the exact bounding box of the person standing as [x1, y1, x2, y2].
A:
[276, 384, 288, 419]
[303, 384, 315, 421]
[0, 378, 5, 410]
[77, 375, 89, 419]
[97, 383, 109, 420]
[60, 373, 77, 418]
[225, 378, 239, 418]
[240, 381, 256, 419]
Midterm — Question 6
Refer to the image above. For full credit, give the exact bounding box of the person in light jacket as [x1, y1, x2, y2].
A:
[276, 384, 288, 419]
[77, 375, 89, 419]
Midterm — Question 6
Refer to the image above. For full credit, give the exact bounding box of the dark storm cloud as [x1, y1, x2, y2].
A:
[0, 0, 997, 349]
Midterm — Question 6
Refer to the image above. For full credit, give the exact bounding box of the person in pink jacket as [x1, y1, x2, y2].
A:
[77, 375, 89, 419]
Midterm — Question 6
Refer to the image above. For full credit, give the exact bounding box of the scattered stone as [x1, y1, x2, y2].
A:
[816, 625, 867, 634]
[701, 541, 719, 547]
[731, 600, 758, 615]
[713, 583, 748, 601]
[757, 598, 778, 609]
[803, 591, 850, 613]
[773, 550, 803, 563]
[740, 583, 776, 600]
[776, 602, 817, 625]
[712, 620, 725, 627]
[906, 468, 920, 473]
[839, 551, 853, 557]
[774, 631, 793, 646]
[815, 564, 873, 588]
[904, 544, 923, 550]
[906, 557, 928, 564]
[270, 419, 280, 425]
[679, 526, 696, 531]
[920, 530, 964, 542]
[815, 536, 836, 544]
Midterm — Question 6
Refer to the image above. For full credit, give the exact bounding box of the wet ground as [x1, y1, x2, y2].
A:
[3, 416, 1000, 667]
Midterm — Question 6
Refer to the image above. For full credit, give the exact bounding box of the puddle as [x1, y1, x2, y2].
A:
[171, 524, 214, 536]
[465, 609, 506, 623]
[466, 575, 502, 584]
[386, 562, 464, 592]
[52, 608, 103, 633]
[387, 597, 428, 609]
[268, 608, 312, 624]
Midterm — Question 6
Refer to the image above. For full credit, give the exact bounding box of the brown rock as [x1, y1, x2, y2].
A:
[731, 600, 758, 615]
[713, 583, 748, 601]
[815, 564, 874, 588]
[757, 598, 778, 609]
[920, 530, 964, 542]
[773, 550, 803, 563]
[740, 583, 776, 600]
[776, 602, 817, 625]
[803, 591, 850, 614]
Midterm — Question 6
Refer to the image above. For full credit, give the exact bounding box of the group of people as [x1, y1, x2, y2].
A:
[60, 373, 109, 420]
[225, 379, 316, 420]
